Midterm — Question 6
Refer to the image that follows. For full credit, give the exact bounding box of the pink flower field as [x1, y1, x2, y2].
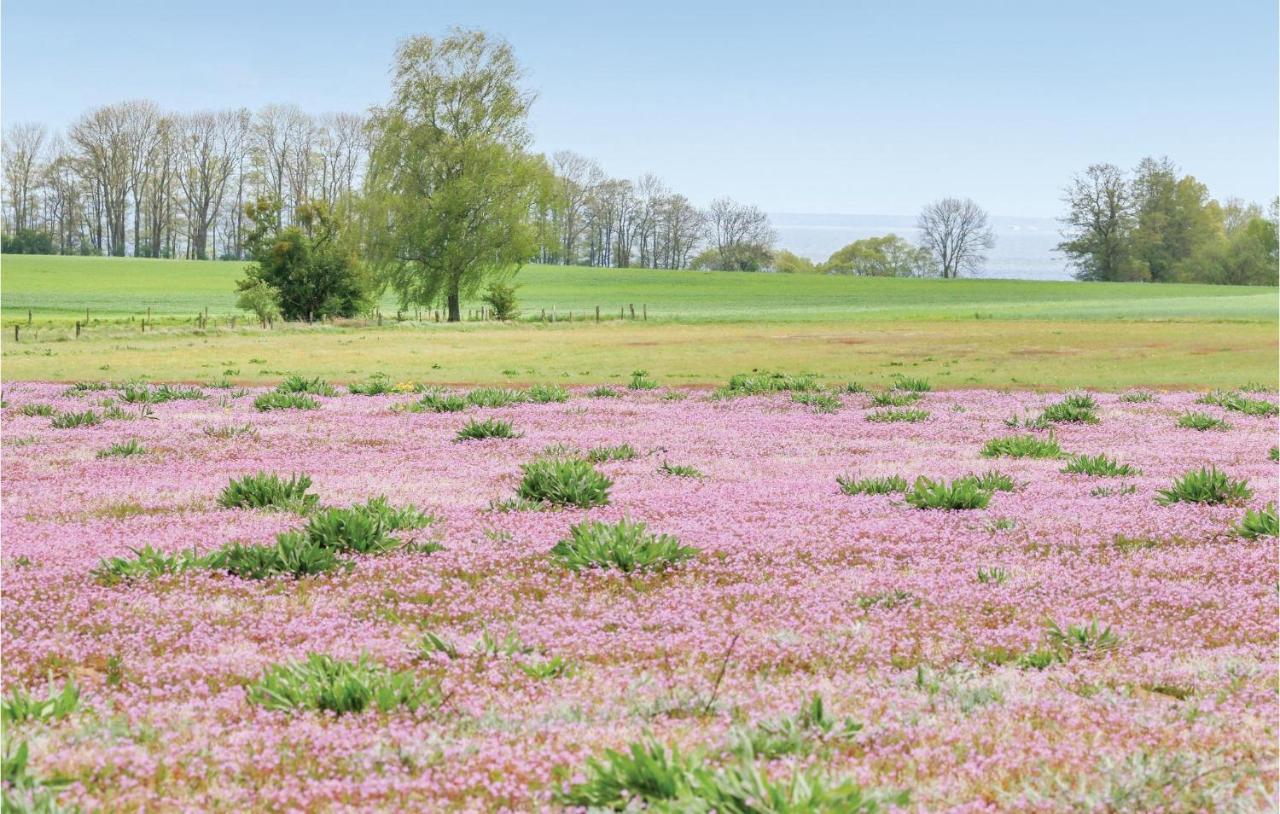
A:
[2, 380, 1277, 812]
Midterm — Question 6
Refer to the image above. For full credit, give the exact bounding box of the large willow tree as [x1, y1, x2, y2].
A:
[365, 30, 550, 321]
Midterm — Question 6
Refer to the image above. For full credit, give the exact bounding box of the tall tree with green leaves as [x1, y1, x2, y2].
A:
[364, 30, 550, 322]
[1058, 163, 1141, 282]
[1129, 156, 1222, 282]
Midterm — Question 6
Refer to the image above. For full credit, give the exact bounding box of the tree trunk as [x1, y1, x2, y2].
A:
[447, 288, 461, 322]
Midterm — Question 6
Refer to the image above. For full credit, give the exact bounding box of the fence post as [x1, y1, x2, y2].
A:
[27, 309, 31, 326]
[595, 306, 600, 323]
[620, 306, 625, 319]
[85, 308, 90, 324]
[630, 304, 635, 319]
[643, 304, 647, 321]
[13, 325, 18, 343]
[75, 321, 81, 338]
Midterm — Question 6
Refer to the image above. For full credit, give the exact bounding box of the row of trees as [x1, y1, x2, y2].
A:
[1059, 157, 1277, 285]
[2, 105, 365, 259]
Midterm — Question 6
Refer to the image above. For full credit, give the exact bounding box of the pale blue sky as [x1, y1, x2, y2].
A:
[3, 0, 1276, 216]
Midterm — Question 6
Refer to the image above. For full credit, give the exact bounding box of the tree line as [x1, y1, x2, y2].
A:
[1058, 157, 1277, 285]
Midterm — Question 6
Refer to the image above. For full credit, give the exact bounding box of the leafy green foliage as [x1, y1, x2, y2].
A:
[551, 518, 698, 574]
[1061, 454, 1139, 477]
[1270, 447, 1279, 462]
[889, 375, 931, 392]
[2, 738, 75, 814]
[118, 383, 205, 404]
[218, 472, 318, 512]
[347, 375, 393, 396]
[481, 282, 520, 320]
[1236, 503, 1277, 539]
[277, 375, 337, 396]
[202, 423, 258, 440]
[960, 471, 1017, 492]
[205, 532, 351, 580]
[92, 545, 205, 584]
[517, 457, 612, 507]
[517, 655, 573, 679]
[17, 403, 55, 417]
[836, 474, 907, 495]
[455, 417, 519, 441]
[1176, 412, 1230, 431]
[904, 477, 991, 510]
[409, 391, 468, 412]
[628, 369, 658, 390]
[1156, 467, 1252, 506]
[2, 678, 81, 726]
[1198, 391, 1279, 417]
[722, 371, 821, 395]
[980, 434, 1063, 459]
[1044, 619, 1119, 658]
[977, 566, 1008, 584]
[729, 695, 861, 759]
[588, 386, 621, 398]
[96, 439, 146, 459]
[868, 391, 922, 407]
[659, 461, 703, 478]
[525, 383, 569, 403]
[247, 653, 440, 715]
[50, 410, 101, 429]
[1118, 391, 1156, 403]
[1039, 393, 1099, 424]
[865, 408, 928, 423]
[466, 387, 523, 408]
[587, 443, 637, 462]
[793, 392, 841, 413]
[254, 391, 320, 411]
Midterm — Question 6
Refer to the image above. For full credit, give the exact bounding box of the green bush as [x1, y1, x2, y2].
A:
[254, 391, 319, 411]
[517, 457, 612, 508]
[481, 282, 520, 320]
[456, 417, 519, 441]
[206, 532, 350, 579]
[1176, 412, 1230, 431]
[588, 386, 621, 398]
[1237, 503, 1278, 539]
[889, 375, 931, 393]
[409, 391, 468, 412]
[587, 443, 637, 462]
[866, 408, 928, 423]
[659, 461, 703, 478]
[246, 653, 440, 715]
[793, 392, 841, 413]
[980, 434, 1063, 459]
[1270, 446, 1279, 461]
[723, 371, 821, 395]
[1039, 393, 1099, 424]
[904, 477, 991, 510]
[1156, 466, 1252, 506]
[17, 404, 55, 417]
[50, 410, 101, 429]
[218, 472, 318, 512]
[277, 375, 337, 396]
[837, 474, 907, 495]
[466, 387, 523, 408]
[868, 391, 922, 407]
[1061, 454, 1139, 477]
[551, 519, 698, 574]
[347, 376, 393, 396]
[1, 679, 81, 726]
[959, 471, 1016, 492]
[96, 439, 146, 459]
[92, 545, 206, 584]
[525, 383, 569, 403]
[628, 369, 659, 390]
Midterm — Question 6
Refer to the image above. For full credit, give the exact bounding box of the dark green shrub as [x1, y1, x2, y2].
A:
[254, 392, 319, 411]
[246, 653, 440, 714]
[587, 443, 637, 462]
[659, 461, 702, 478]
[723, 371, 821, 395]
[904, 477, 991, 510]
[1177, 412, 1230, 431]
[206, 532, 349, 579]
[1061, 454, 1139, 477]
[837, 474, 907, 495]
[890, 375, 931, 392]
[1039, 393, 1098, 424]
[980, 434, 1063, 459]
[456, 417, 519, 441]
[517, 457, 612, 507]
[525, 383, 569, 403]
[628, 370, 658, 390]
[866, 408, 928, 423]
[466, 387, 523, 408]
[793, 392, 841, 413]
[481, 282, 520, 320]
[588, 386, 621, 398]
[347, 376, 393, 396]
[218, 472, 318, 512]
[409, 391, 467, 412]
[1237, 503, 1278, 539]
[1156, 467, 1252, 506]
[50, 410, 101, 429]
[551, 519, 698, 573]
[277, 375, 337, 396]
[96, 439, 146, 459]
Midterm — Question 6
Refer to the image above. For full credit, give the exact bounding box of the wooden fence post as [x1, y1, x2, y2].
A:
[629, 304, 635, 319]
[595, 306, 600, 323]
[13, 325, 18, 343]
[75, 321, 81, 338]
[643, 304, 647, 321]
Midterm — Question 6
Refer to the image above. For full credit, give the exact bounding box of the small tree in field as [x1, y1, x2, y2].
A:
[365, 29, 551, 322]
[917, 198, 995, 278]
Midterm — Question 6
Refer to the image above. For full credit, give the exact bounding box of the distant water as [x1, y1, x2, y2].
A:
[771, 213, 1071, 281]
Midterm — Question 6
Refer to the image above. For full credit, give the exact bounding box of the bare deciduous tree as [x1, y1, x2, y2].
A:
[706, 197, 775, 270]
[916, 197, 995, 278]
[3, 123, 47, 232]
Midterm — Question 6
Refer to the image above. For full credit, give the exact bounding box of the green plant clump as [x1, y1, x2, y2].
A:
[904, 477, 991, 510]
[466, 387, 523, 408]
[96, 439, 147, 458]
[246, 653, 440, 715]
[50, 410, 102, 429]
[254, 391, 319, 411]
[517, 457, 612, 508]
[980, 434, 1063, 459]
[276, 375, 337, 396]
[551, 518, 698, 574]
[1060, 454, 1139, 477]
[587, 443, 637, 462]
[455, 417, 519, 441]
[837, 474, 908, 495]
[793, 392, 842, 413]
[1176, 412, 1230, 431]
[1156, 466, 1252, 506]
[218, 472, 319, 512]
[866, 408, 929, 423]
[1039, 393, 1099, 424]
[1237, 503, 1278, 539]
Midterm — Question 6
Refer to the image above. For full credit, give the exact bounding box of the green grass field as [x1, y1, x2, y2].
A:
[1, 254, 1276, 388]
